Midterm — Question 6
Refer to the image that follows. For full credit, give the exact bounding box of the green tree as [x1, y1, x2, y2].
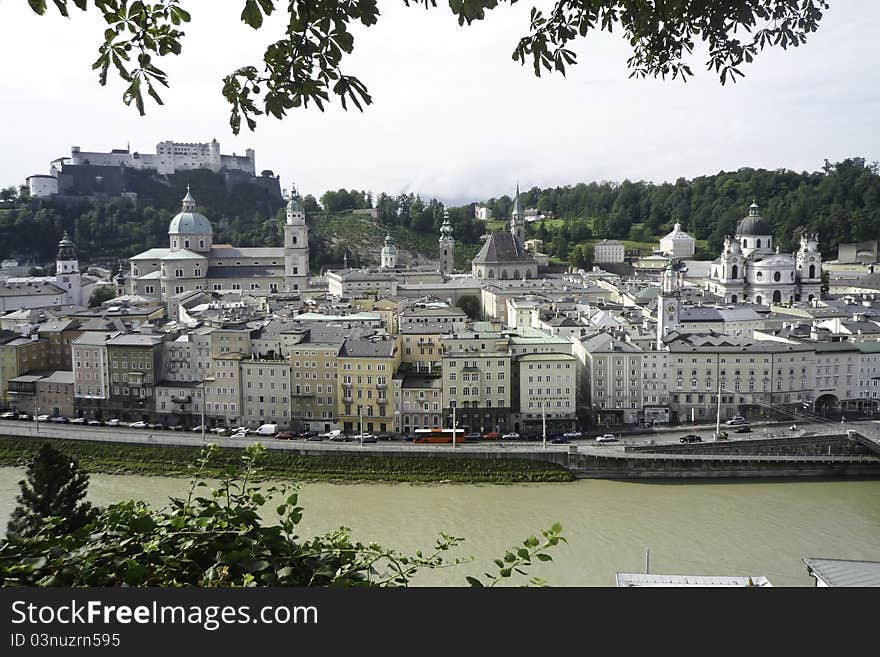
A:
[0, 444, 565, 587]
[89, 286, 117, 307]
[24, 1, 828, 133]
[6, 443, 98, 540]
[457, 295, 482, 321]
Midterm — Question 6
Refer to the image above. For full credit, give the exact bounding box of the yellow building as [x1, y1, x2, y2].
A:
[337, 335, 400, 434]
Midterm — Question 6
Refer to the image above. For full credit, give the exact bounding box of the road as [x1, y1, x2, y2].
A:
[0, 417, 864, 455]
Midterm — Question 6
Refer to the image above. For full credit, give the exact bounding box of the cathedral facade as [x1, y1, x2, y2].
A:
[471, 184, 538, 280]
[129, 187, 309, 302]
[705, 203, 822, 305]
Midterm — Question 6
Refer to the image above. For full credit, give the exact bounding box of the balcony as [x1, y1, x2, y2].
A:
[376, 382, 387, 390]
[342, 393, 353, 402]
[170, 395, 191, 404]
[342, 381, 353, 388]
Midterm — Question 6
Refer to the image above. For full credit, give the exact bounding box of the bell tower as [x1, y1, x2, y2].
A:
[55, 231, 82, 305]
[657, 261, 684, 348]
[284, 182, 310, 292]
[439, 209, 455, 275]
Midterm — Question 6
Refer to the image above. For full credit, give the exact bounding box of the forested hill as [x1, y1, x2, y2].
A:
[479, 158, 880, 256]
[0, 168, 288, 266]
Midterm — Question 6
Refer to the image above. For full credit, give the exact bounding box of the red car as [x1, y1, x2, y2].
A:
[276, 431, 295, 440]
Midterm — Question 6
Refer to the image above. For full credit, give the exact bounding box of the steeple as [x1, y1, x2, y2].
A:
[286, 180, 305, 225]
[439, 208, 455, 275]
[56, 231, 76, 261]
[510, 183, 525, 244]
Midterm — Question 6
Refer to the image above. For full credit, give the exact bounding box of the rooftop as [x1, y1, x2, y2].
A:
[802, 558, 880, 587]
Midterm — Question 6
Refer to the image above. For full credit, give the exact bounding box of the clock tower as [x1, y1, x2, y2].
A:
[657, 261, 684, 348]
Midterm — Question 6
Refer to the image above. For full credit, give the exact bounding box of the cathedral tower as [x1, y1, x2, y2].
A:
[439, 209, 454, 275]
[284, 182, 310, 292]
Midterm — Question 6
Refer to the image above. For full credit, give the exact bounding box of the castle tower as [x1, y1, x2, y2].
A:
[439, 209, 455, 275]
[657, 261, 684, 348]
[380, 234, 398, 269]
[510, 183, 525, 245]
[55, 231, 82, 306]
[284, 182, 310, 292]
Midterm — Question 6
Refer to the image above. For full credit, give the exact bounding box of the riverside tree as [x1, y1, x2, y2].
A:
[0, 443, 565, 586]
[6, 443, 98, 540]
[23, 1, 829, 133]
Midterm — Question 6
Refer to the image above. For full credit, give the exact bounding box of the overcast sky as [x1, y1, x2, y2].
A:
[2, 1, 879, 205]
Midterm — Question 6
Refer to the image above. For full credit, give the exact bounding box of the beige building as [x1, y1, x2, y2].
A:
[518, 353, 577, 432]
[241, 359, 291, 428]
[393, 375, 442, 434]
[593, 239, 625, 264]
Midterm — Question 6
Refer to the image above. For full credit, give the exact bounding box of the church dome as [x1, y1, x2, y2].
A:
[736, 202, 773, 236]
[168, 187, 213, 236]
[381, 234, 397, 256]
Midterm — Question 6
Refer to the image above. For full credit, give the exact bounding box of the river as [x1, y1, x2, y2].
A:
[1, 467, 878, 586]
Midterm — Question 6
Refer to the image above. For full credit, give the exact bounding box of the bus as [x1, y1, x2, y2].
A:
[413, 428, 466, 444]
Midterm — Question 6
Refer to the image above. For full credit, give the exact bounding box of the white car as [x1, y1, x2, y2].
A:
[229, 431, 248, 439]
[106, 419, 122, 426]
[129, 421, 148, 429]
[230, 427, 251, 435]
[596, 434, 618, 443]
[0, 411, 16, 419]
[502, 432, 520, 440]
[211, 427, 228, 434]
[70, 417, 86, 424]
[36, 414, 51, 422]
[564, 431, 583, 439]
[192, 425, 207, 432]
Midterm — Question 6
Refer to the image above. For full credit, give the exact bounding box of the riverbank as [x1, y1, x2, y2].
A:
[0, 436, 574, 484]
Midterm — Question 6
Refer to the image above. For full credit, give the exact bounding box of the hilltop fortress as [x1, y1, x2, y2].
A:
[26, 139, 265, 199]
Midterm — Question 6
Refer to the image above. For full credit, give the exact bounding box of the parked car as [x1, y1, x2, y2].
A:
[0, 411, 16, 419]
[402, 434, 415, 442]
[465, 432, 483, 441]
[169, 425, 185, 431]
[231, 427, 251, 435]
[70, 417, 86, 424]
[255, 423, 279, 437]
[298, 430, 318, 439]
[563, 431, 582, 439]
[229, 431, 248, 439]
[733, 426, 752, 433]
[129, 421, 148, 429]
[211, 427, 228, 435]
[87, 419, 103, 426]
[502, 431, 520, 440]
[680, 434, 703, 443]
[726, 416, 747, 425]
[482, 432, 500, 440]
[52, 416, 70, 423]
[329, 433, 351, 442]
[596, 434, 618, 443]
[276, 431, 295, 440]
[36, 414, 51, 422]
[17, 413, 31, 421]
[307, 434, 325, 441]
[550, 436, 569, 444]
[355, 433, 378, 443]
[147, 423, 164, 430]
[106, 419, 122, 426]
[191, 425, 207, 432]
[324, 429, 345, 441]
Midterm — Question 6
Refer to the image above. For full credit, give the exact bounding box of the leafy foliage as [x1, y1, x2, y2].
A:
[88, 285, 117, 307]
[26, 1, 828, 132]
[6, 443, 98, 540]
[0, 443, 566, 587]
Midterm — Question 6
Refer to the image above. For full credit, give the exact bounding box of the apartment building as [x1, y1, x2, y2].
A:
[440, 329, 512, 434]
[106, 333, 164, 420]
[518, 353, 577, 432]
[392, 375, 442, 434]
[337, 335, 400, 434]
[574, 332, 644, 426]
[241, 359, 291, 427]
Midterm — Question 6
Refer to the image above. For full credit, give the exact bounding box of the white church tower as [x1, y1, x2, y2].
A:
[656, 261, 684, 348]
[380, 234, 398, 269]
[55, 231, 82, 306]
[439, 209, 454, 275]
[283, 183, 310, 292]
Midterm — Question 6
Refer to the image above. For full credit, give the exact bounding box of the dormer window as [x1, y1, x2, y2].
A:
[184, 239, 190, 249]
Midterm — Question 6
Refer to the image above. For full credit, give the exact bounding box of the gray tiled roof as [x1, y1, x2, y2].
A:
[472, 231, 536, 264]
[802, 558, 880, 586]
[340, 335, 397, 357]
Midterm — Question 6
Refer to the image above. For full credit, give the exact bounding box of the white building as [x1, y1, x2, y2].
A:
[380, 234, 398, 269]
[593, 240, 625, 264]
[66, 139, 255, 176]
[474, 206, 493, 221]
[129, 188, 309, 301]
[705, 203, 822, 305]
[659, 223, 696, 259]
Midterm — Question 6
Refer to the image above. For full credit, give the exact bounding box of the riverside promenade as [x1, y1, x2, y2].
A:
[3, 420, 879, 480]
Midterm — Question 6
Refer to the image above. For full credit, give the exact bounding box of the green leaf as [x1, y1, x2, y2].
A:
[28, 0, 48, 16]
[241, 0, 264, 29]
[550, 522, 563, 535]
[465, 576, 484, 587]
